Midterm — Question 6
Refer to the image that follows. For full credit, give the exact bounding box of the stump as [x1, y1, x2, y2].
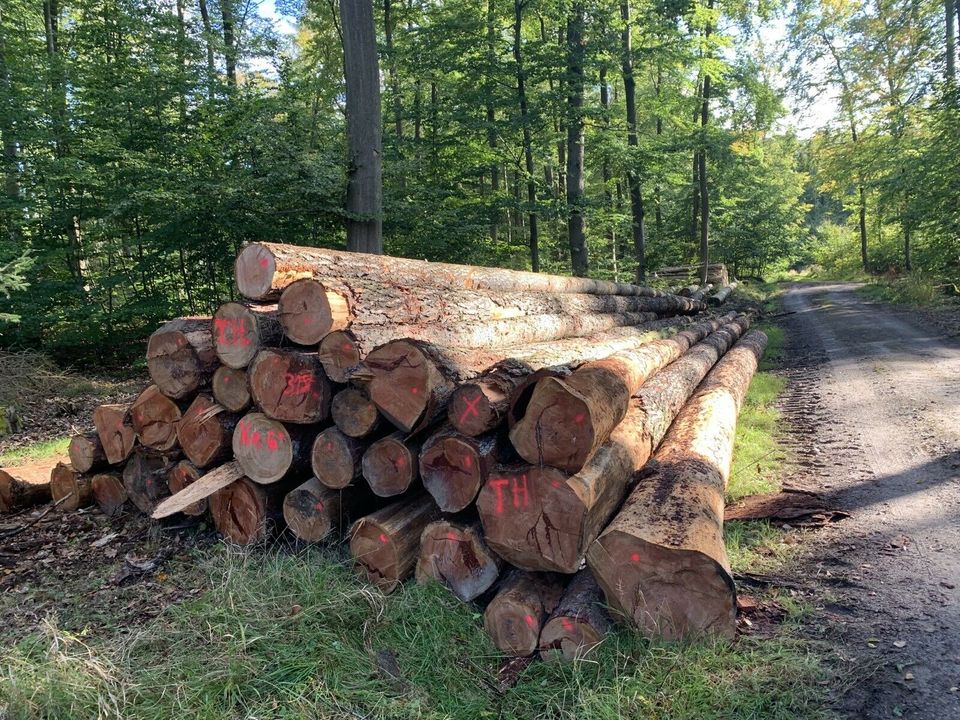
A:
[146, 317, 218, 399]
[68, 432, 107, 473]
[212, 366, 252, 413]
[166, 460, 207, 516]
[212, 302, 283, 369]
[49, 462, 93, 512]
[415, 519, 503, 602]
[482, 570, 564, 657]
[248, 349, 331, 424]
[91, 472, 128, 517]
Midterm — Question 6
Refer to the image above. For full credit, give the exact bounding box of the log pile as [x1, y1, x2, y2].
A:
[7, 242, 766, 664]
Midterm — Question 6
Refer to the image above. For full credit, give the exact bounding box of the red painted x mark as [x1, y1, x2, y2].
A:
[458, 393, 482, 425]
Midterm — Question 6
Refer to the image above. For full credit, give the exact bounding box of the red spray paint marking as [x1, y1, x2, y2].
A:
[458, 393, 482, 425]
[281, 371, 314, 399]
[379, 533, 389, 544]
[314, 501, 325, 511]
[574, 413, 585, 424]
[446, 531, 458, 541]
[394, 454, 406, 468]
[259, 258, 269, 268]
[523, 614, 536, 628]
[561, 618, 575, 632]
[551, 479, 561, 489]
[463, 454, 473, 469]
[214, 318, 251, 347]
[410, 387, 419, 395]
[630, 552, 641, 563]
[489, 478, 510, 515]
[326, 442, 333, 451]
[223, 375, 230, 384]
[512, 474, 529, 509]
[342, 342, 353, 351]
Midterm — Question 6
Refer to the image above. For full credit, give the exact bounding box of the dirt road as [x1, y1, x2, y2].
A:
[776, 283, 960, 718]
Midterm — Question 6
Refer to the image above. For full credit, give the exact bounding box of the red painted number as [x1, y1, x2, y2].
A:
[281, 371, 314, 399]
[214, 318, 251, 347]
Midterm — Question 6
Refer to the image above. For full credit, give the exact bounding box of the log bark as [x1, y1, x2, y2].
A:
[93, 403, 137, 464]
[311, 427, 364, 489]
[419, 429, 499, 512]
[276, 277, 700, 348]
[482, 569, 565, 657]
[362, 430, 423, 497]
[0, 461, 54, 513]
[146, 317, 218, 399]
[331, 387, 382, 438]
[129, 384, 183, 451]
[212, 366, 251, 413]
[122, 449, 179, 514]
[49, 462, 93, 512]
[166, 460, 207, 516]
[708, 282, 737, 306]
[68, 432, 107, 473]
[152, 461, 245, 519]
[176, 394, 238, 468]
[91, 472, 127, 516]
[509, 313, 735, 472]
[248, 349, 331, 424]
[361, 318, 694, 434]
[235, 241, 666, 302]
[587, 330, 767, 641]
[537, 570, 611, 661]
[210, 476, 288, 545]
[212, 301, 284, 369]
[318, 330, 361, 384]
[283, 477, 372, 542]
[349, 494, 441, 593]
[477, 319, 749, 573]
[415, 519, 503, 602]
[232, 412, 315, 484]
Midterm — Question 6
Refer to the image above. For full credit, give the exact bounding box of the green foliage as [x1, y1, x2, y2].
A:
[0, 543, 829, 720]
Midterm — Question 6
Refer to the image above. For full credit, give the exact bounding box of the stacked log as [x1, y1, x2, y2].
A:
[48, 243, 767, 664]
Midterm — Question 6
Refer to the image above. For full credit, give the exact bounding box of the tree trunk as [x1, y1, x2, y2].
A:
[416, 519, 504, 601]
[318, 330, 363, 384]
[167, 460, 207, 516]
[122, 449, 179, 514]
[152, 461, 244, 519]
[68, 432, 107, 474]
[487, 0, 501, 246]
[177, 394, 238, 468]
[537, 570, 611, 661]
[948, 0, 957, 82]
[349, 494, 441, 592]
[93, 404, 137, 464]
[483, 569, 565, 656]
[50, 463, 93, 512]
[221, 0, 238, 87]
[331, 387, 383, 438]
[477, 320, 748, 573]
[91, 472, 128, 517]
[284, 477, 372, 542]
[904, 225, 912, 272]
[213, 302, 283, 369]
[210, 477, 289, 545]
[130, 385, 184, 452]
[146, 318, 218, 400]
[620, 1, 647, 281]
[340, 0, 384, 253]
[212, 366, 252, 413]
[362, 430, 425, 497]
[248, 349, 331, 424]
[0, 462, 54, 513]
[859, 185, 868, 269]
[419, 429, 500, 512]
[235, 242, 663, 302]
[197, 0, 216, 98]
[565, 3, 587, 277]
[587, 330, 767, 641]
[312, 427, 366, 489]
[514, 0, 540, 271]
[232, 412, 315, 484]
[509, 314, 734, 471]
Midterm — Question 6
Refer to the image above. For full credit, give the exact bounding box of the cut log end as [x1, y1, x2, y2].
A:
[364, 341, 439, 432]
[50, 463, 93, 512]
[235, 243, 287, 300]
[130, 385, 182, 451]
[209, 477, 271, 545]
[212, 366, 251, 413]
[448, 383, 499, 437]
[167, 460, 207, 516]
[362, 434, 418, 497]
[123, 451, 176, 514]
[311, 427, 363, 489]
[248, 349, 330, 424]
[331, 387, 381, 438]
[68, 432, 107, 474]
[282, 477, 342, 542]
[91, 472, 128, 517]
[213, 302, 279, 369]
[177, 394, 234, 468]
[537, 570, 611, 662]
[0, 463, 54, 513]
[232, 413, 297, 485]
[587, 532, 736, 641]
[483, 571, 564, 657]
[318, 331, 361, 384]
[415, 520, 502, 602]
[278, 279, 349, 345]
[93, 404, 137, 465]
[350, 516, 403, 591]
[146, 318, 217, 400]
[419, 434, 486, 513]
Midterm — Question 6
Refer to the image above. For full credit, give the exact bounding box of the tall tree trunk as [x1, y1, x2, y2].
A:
[654, 60, 663, 243]
[904, 224, 912, 272]
[697, 0, 714, 286]
[514, 0, 540, 272]
[620, 1, 646, 281]
[0, 7, 20, 243]
[221, 0, 238, 87]
[383, 0, 402, 141]
[566, 3, 587, 277]
[340, 0, 384, 254]
[948, 0, 957, 82]
[197, 0, 216, 99]
[487, 0, 501, 245]
[600, 63, 616, 277]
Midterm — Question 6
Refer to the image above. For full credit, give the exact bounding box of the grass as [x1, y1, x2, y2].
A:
[0, 544, 829, 720]
[0, 435, 71, 466]
[858, 273, 958, 308]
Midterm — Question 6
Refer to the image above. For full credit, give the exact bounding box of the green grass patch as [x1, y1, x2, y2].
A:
[858, 274, 958, 308]
[0, 435, 71, 466]
[0, 543, 829, 720]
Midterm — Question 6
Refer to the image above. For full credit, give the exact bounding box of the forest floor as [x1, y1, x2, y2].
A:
[776, 282, 960, 719]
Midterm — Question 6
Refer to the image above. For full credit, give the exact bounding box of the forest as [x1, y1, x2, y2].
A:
[0, 0, 958, 364]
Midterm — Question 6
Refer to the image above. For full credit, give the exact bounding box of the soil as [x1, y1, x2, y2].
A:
[776, 282, 960, 718]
